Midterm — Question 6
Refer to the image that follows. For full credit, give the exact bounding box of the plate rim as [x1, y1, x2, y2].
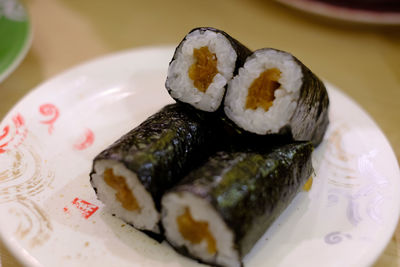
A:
[324, 87, 400, 267]
[276, 0, 400, 25]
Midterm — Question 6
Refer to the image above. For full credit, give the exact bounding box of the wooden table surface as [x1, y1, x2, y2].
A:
[1, 0, 399, 266]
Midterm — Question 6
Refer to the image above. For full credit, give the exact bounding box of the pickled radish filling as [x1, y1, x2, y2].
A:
[104, 168, 141, 212]
[176, 207, 217, 254]
[245, 68, 281, 111]
[188, 46, 218, 93]
[303, 176, 313, 192]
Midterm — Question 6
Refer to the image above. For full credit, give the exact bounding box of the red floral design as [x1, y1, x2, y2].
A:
[73, 128, 94, 150]
[0, 113, 27, 154]
[39, 104, 59, 134]
[0, 125, 10, 140]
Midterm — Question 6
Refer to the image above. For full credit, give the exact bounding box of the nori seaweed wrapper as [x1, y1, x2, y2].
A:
[90, 103, 220, 211]
[219, 115, 293, 151]
[166, 141, 313, 264]
[165, 27, 252, 112]
[290, 52, 330, 147]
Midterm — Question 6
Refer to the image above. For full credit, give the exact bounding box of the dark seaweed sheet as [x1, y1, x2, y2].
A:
[290, 55, 330, 147]
[166, 141, 314, 265]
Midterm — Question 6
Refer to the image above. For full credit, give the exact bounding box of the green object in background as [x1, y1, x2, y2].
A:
[0, 0, 31, 82]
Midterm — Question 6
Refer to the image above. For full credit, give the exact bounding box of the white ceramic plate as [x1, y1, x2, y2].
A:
[276, 0, 400, 25]
[0, 46, 399, 267]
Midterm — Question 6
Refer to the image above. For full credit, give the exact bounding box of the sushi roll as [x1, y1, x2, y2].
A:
[90, 104, 218, 234]
[161, 142, 313, 267]
[224, 48, 329, 146]
[165, 27, 252, 112]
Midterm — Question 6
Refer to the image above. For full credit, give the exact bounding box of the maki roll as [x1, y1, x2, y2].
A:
[224, 48, 329, 146]
[165, 27, 251, 112]
[161, 142, 313, 267]
[90, 104, 218, 233]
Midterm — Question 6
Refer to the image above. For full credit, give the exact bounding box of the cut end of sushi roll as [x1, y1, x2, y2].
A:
[166, 28, 238, 112]
[224, 48, 303, 135]
[91, 159, 160, 233]
[162, 191, 240, 267]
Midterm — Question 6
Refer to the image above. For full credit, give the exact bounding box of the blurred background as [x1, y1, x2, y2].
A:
[0, 0, 399, 266]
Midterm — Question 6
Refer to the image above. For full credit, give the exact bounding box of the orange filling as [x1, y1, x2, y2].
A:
[176, 207, 217, 254]
[245, 68, 281, 111]
[104, 168, 141, 212]
[303, 176, 313, 192]
[188, 46, 218, 93]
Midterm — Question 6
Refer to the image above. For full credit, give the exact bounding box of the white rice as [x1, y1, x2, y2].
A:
[166, 29, 237, 112]
[91, 159, 160, 232]
[161, 191, 240, 267]
[224, 49, 303, 135]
